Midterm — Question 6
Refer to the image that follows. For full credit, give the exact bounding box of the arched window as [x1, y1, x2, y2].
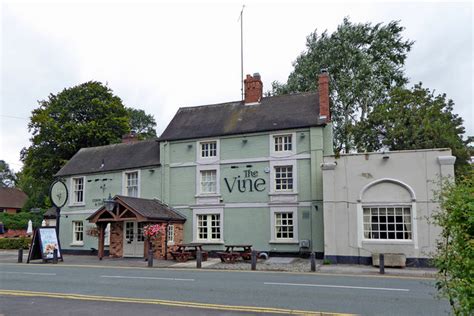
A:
[358, 179, 417, 242]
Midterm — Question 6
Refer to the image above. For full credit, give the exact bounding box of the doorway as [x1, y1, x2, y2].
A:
[123, 221, 145, 257]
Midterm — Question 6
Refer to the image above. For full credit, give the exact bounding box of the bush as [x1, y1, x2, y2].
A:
[0, 211, 44, 230]
[0, 237, 31, 249]
[433, 172, 474, 315]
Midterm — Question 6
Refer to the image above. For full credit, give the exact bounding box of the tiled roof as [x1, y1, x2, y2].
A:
[55, 139, 160, 177]
[159, 92, 324, 141]
[0, 187, 28, 209]
[117, 195, 186, 221]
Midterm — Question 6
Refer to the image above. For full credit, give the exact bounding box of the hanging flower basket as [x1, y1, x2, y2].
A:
[143, 223, 166, 240]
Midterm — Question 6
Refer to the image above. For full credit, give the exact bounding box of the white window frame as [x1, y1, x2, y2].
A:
[167, 224, 175, 245]
[270, 160, 297, 194]
[356, 178, 418, 249]
[270, 132, 296, 157]
[122, 170, 141, 197]
[192, 208, 224, 244]
[270, 207, 298, 243]
[196, 139, 220, 163]
[362, 205, 413, 241]
[70, 176, 85, 206]
[196, 165, 220, 196]
[72, 221, 84, 245]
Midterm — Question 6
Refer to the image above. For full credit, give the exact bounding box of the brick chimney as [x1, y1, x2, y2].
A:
[244, 73, 263, 104]
[318, 69, 330, 122]
[122, 131, 139, 143]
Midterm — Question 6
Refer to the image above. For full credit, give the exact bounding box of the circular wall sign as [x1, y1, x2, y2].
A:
[50, 179, 68, 208]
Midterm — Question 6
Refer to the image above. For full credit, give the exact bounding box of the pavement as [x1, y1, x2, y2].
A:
[0, 250, 438, 278]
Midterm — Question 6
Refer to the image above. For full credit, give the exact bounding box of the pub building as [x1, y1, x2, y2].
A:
[55, 71, 453, 266]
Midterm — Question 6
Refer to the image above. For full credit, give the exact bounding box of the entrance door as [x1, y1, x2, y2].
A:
[123, 221, 145, 257]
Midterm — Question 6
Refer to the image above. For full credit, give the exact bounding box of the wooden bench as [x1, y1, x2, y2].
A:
[170, 243, 209, 262]
[170, 251, 193, 262]
[217, 252, 241, 263]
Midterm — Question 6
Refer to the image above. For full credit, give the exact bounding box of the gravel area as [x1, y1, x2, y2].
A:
[207, 257, 320, 272]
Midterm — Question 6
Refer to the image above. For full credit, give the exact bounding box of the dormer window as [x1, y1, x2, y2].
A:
[201, 141, 217, 158]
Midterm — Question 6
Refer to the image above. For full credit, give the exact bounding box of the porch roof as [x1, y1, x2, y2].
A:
[87, 195, 186, 223]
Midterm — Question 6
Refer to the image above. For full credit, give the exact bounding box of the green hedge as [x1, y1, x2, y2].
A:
[0, 211, 44, 230]
[0, 237, 31, 249]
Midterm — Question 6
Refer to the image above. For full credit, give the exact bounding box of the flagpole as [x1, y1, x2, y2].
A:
[239, 5, 245, 101]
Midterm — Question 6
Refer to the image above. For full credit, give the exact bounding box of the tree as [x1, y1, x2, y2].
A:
[18, 81, 131, 209]
[353, 84, 471, 175]
[433, 173, 474, 315]
[272, 17, 413, 152]
[0, 160, 17, 187]
[127, 107, 157, 140]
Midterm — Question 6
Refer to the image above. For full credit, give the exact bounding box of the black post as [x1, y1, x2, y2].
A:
[55, 206, 61, 235]
[379, 253, 385, 274]
[251, 250, 257, 271]
[18, 248, 23, 263]
[196, 250, 202, 269]
[53, 249, 58, 264]
[311, 252, 316, 272]
[147, 240, 153, 268]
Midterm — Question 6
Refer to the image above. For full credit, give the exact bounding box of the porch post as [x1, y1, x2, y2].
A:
[98, 223, 105, 260]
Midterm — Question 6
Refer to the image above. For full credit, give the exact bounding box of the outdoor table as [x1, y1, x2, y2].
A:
[218, 244, 253, 263]
[170, 243, 208, 262]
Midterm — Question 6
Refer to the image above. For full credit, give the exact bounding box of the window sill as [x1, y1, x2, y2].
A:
[68, 203, 85, 207]
[362, 239, 413, 245]
[192, 240, 224, 245]
[268, 192, 298, 195]
[270, 152, 296, 158]
[194, 194, 221, 198]
[70, 242, 84, 247]
[269, 240, 299, 244]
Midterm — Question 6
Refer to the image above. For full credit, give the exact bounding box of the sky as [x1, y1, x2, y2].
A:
[1, 0, 473, 173]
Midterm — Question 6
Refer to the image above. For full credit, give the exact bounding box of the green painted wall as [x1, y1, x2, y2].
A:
[59, 124, 332, 254]
[59, 165, 162, 252]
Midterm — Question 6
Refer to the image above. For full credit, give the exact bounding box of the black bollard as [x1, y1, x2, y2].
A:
[196, 250, 202, 269]
[251, 250, 257, 271]
[379, 253, 385, 274]
[147, 243, 154, 268]
[18, 248, 23, 263]
[311, 252, 316, 272]
[53, 249, 58, 264]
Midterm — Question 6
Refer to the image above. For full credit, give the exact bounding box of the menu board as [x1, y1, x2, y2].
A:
[27, 227, 63, 263]
[39, 228, 61, 259]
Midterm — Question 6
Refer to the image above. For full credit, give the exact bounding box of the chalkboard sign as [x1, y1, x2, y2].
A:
[27, 227, 63, 263]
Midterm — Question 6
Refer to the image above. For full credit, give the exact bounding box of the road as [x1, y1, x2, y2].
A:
[0, 263, 449, 315]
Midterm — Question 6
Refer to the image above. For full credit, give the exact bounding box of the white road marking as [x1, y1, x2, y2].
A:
[3, 272, 57, 276]
[100, 275, 195, 282]
[264, 282, 410, 292]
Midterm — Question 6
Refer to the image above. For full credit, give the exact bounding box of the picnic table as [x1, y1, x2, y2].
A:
[217, 245, 253, 263]
[170, 243, 208, 262]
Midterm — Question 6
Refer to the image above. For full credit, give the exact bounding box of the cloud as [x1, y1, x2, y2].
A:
[1, 1, 472, 172]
